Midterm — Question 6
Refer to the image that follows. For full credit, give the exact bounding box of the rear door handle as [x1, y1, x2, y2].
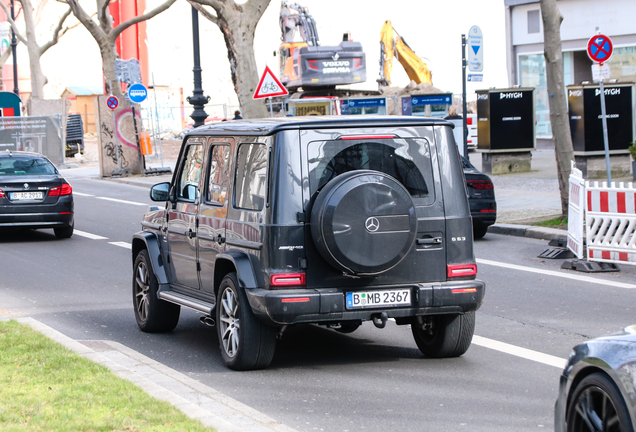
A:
[417, 237, 442, 245]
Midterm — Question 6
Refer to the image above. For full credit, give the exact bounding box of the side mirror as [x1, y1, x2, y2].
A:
[150, 182, 171, 202]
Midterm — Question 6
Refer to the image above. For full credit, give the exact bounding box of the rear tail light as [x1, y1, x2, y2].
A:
[447, 264, 477, 278]
[270, 273, 306, 287]
[0, 188, 4, 198]
[308, 60, 318, 70]
[466, 180, 493, 190]
[353, 58, 361, 68]
[49, 183, 72, 197]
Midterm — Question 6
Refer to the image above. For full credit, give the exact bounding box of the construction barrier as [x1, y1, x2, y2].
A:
[567, 163, 636, 266]
[586, 181, 636, 264]
[567, 162, 585, 259]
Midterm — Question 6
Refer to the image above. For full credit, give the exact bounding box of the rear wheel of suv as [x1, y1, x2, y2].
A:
[216, 272, 276, 370]
[132, 249, 180, 332]
[411, 312, 475, 358]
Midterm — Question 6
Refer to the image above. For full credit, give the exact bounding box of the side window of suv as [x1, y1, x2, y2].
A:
[206, 145, 231, 205]
[177, 144, 204, 201]
[234, 143, 268, 211]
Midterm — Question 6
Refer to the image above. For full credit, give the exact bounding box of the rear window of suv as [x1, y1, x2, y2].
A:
[0, 156, 57, 176]
[307, 138, 435, 205]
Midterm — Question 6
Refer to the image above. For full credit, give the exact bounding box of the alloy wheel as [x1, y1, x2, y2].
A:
[134, 261, 150, 322]
[219, 287, 240, 358]
[571, 385, 622, 432]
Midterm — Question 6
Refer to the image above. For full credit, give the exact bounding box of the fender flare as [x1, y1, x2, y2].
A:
[215, 249, 259, 291]
[132, 231, 169, 287]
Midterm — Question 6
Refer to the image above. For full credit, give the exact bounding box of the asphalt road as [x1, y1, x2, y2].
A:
[2, 174, 636, 432]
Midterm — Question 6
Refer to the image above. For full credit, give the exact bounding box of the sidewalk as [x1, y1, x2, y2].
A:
[15, 317, 297, 432]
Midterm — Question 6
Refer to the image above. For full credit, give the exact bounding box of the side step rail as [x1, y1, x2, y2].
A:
[158, 290, 215, 315]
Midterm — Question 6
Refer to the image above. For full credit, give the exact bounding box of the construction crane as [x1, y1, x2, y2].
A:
[278, 1, 366, 90]
[377, 20, 432, 88]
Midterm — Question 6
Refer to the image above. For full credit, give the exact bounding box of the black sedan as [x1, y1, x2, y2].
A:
[0, 150, 74, 238]
[462, 156, 496, 239]
[555, 325, 636, 432]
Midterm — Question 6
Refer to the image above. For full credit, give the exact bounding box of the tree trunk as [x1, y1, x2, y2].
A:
[100, 41, 122, 98]
[540, 0, 574, 219]
[20, 0, 46, 98]
[221, 12, 267, 119]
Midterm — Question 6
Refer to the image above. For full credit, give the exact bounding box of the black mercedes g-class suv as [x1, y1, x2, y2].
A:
[132, 116, 485, 370]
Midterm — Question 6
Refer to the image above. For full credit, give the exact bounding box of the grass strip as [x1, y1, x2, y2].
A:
[533, 216, 567, 229]
[0, 320, 214, 432]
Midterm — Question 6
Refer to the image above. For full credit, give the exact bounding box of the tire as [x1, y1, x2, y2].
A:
[132, 249, 180, 332]
[54, 223, 74, 239]
[566, 372, 633, 432]
[473, 226, 488, 240]
[411, 312, 475, 358]
[334, 320, 362, 334]
[310, 170, 417, 275]
[216, 272, 276, 370]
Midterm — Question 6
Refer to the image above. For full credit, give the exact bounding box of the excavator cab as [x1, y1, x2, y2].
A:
[279, 2, 366, 90]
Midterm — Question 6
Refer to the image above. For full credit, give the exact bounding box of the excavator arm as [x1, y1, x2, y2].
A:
[280, 1, 319, 46]
[378, 20, 432, 88]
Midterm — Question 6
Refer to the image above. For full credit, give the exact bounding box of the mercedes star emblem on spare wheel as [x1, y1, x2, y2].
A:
[24, 183, 29, 189]
[365, 217, 380, 232]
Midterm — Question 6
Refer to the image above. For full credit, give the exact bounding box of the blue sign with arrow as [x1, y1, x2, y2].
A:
[467, 25, 483, 72]
[127, 83, 148, 104]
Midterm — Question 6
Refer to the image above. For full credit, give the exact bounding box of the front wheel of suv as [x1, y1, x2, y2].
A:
[132, 249, 180, 332]
[216, 272, 276, 370]
[411, 312, 475, 358]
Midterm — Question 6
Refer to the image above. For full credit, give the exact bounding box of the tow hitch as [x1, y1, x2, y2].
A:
[372, 312, 388, 329]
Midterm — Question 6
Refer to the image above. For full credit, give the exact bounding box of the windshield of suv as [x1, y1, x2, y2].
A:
[0, 156, 57, 176]
[308, 138, 435, 205]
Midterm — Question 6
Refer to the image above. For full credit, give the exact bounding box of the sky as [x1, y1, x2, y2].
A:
[35, 0, 510, 111]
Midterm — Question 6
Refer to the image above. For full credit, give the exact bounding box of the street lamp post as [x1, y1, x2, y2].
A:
[10, 0, 18, 96]
[187, 6, 209, 128]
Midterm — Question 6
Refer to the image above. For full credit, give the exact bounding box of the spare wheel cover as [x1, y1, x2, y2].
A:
[310, 170, 417, 275]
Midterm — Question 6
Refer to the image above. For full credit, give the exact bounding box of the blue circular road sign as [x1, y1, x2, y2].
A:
[127, 83, 148, 104]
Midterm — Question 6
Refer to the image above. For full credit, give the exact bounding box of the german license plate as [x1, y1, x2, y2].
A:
[11, 192, 43, 200]
[346, 289, 411, 309]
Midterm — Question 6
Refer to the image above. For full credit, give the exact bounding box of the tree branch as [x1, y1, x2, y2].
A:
[190, 0, 226, 11]
[39, 7, 72, 55]
[64, 0, 106, 42]
[110, 0, 176, 41]
[98, 0, 112, 27]
[188, 0, 219, 27]
[0, 2, 28, 45]
[247, 0, 269, 22]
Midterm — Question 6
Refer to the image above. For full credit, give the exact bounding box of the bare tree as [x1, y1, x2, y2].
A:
[63, 0, 176, 98]
[189, 0, 270, 119]
[0, 0, 73, 98]
[540, 0, 574, 219]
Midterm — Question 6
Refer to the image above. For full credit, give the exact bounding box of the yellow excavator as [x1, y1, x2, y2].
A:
[377, 20, 432, 88]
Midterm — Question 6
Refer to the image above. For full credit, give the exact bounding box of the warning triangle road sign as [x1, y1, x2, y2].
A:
[253, 66, 289, 99]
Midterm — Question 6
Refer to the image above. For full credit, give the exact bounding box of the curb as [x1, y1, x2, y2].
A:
[489, 223, 567, 241]
[11, 317, 297, 432]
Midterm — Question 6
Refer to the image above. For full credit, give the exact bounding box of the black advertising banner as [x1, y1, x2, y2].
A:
[476, 90, 490, 150]
[567, 84, 635, 154]
[488, 89, 535, 150]
[0, 116, 63, 164]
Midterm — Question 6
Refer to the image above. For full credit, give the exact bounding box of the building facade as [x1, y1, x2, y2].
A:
[504, 0, 636, 137]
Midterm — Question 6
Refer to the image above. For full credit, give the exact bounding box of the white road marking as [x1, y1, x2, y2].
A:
[109, 241, 132, 249]
[95, 197, 147, 206]
[477, 258, 636, 289]
[72, 192, 94, 197]
[472, 335, 567, 369]
[73, 230, 108, 240]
